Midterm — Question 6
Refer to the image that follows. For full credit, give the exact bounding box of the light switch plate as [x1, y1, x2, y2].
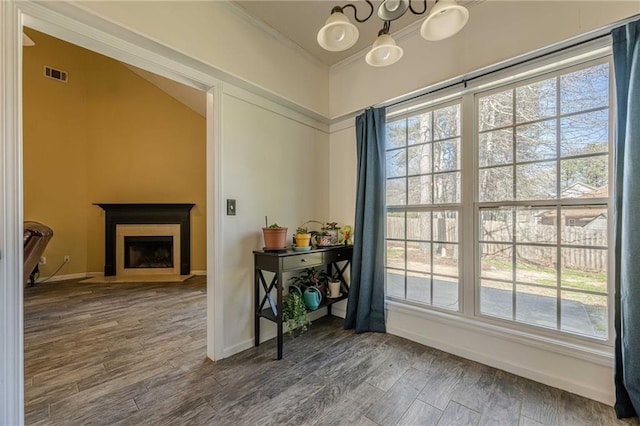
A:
[227, 199, 236, 215]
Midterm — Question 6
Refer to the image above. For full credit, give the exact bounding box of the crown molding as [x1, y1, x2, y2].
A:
[223, 1, 328, 69]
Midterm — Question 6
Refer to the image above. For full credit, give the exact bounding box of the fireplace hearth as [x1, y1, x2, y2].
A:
[96, 203, 194, 276]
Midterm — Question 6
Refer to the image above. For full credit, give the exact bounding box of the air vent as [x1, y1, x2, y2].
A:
[43, 66, 68, 83]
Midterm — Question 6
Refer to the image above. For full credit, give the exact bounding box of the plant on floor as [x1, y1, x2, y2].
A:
[283, 290, 310, 337]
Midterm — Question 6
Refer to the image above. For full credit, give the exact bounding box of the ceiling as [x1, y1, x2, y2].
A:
[233, 0, 484, 66]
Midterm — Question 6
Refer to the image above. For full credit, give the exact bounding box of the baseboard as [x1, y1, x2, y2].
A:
[35, 271, 101, 283]
[36, 270, 207, 283]
[386, 307, 615, 406]
[387, 324, 613, 405]
[223, 338, 255, 358]
[223, 329, 279, 359]
[223, 306, 347, 359]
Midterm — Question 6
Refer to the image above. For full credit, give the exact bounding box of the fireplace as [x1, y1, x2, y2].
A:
[96, 203, 194, 276]
[125, 236, 174, 269]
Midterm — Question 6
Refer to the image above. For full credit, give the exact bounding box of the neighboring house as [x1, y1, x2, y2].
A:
[538, 208, 607, 227]
[561, 182, 598, 198]
[538, 184, 609, 226]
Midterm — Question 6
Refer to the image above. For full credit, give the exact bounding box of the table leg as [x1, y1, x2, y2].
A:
[276, 271, 284, 360]
[254, 267, 260, 347]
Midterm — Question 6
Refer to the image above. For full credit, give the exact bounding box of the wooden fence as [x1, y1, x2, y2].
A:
[387, 217, 607, 273]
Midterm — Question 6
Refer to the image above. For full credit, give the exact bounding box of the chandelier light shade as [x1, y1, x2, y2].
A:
[420, 0, 469, 41]
[365, 33, 404, 67]
[317, 11, 360, 52]
[377, 0, 410, 21]
[317, 0, 469, 67]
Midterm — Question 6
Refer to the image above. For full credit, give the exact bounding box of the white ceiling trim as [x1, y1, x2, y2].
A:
[223, 1, 328, 69]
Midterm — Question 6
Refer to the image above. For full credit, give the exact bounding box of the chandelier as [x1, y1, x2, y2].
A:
[317, 0, 469, 67]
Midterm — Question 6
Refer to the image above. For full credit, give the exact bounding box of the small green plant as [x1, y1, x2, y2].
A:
[296, 226, 309, 234]
[268, 223, 283, 228]
[283, 291, 310, 337]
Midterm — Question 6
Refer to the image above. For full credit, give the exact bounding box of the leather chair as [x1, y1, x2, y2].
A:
[23, 221, 54, 287]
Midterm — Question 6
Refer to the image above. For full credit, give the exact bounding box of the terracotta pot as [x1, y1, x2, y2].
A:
[294, 233, 311, 247]
[262, 227, 288, 249]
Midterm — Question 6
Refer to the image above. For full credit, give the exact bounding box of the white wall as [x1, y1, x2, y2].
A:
[329, 0, 640, 119]
[327, 1, 640, 405]
[329, 123, 357, 226]
[220, 85, 329, 355]
[74, 0, 329, 117]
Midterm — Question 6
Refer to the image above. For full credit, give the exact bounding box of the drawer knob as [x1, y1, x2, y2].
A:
[301, 258, 306, 262]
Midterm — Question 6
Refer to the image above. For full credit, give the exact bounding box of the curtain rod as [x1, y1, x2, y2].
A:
[382, 13, 639, 110]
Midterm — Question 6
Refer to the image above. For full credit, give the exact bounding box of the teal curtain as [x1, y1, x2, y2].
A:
[345, 107, 386, 333]
[612, 19, 640, 419]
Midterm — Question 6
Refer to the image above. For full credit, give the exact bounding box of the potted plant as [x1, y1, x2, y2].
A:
[293, 226, 312, 248]
[289, 267, 329, 297]
[339, 224, 353, 245]
[283, 289, 310, 337]
[262, 223, 287, 250]
[315, 222, 340, 247]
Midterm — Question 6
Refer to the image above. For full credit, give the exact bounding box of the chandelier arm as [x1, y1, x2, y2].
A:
[408, 0, 428, 15]
[378, 20, 392, 36]
[340, 0, 374, 23]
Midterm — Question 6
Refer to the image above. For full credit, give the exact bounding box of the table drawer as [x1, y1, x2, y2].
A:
[283, 252, 323, 271]
[324, 247, 352, 263]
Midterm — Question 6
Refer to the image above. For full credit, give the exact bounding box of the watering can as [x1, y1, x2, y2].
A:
[303, 286, 322, 311]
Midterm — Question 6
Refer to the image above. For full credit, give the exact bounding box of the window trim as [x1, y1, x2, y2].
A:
[385, 98, 464, 312]
[384, 48, 614, 349]
[473, 57, 613, 345]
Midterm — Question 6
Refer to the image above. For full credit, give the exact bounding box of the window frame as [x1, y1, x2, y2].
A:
[384, 51, 615, 349]
[384, 98, 464, 313]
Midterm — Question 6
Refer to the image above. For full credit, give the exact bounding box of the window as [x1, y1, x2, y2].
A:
[385, 103, 462, 311]
[385, 56, 612, 342]
[477, 62, 610, 339]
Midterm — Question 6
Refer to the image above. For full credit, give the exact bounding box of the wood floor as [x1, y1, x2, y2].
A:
[24, 277, 637, 426]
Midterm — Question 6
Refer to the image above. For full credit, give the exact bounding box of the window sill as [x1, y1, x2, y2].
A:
[386, 299, 614, 367]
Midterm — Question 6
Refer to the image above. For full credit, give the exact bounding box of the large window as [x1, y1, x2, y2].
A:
[385, 103, 462, 311]
[385, 57, 612, 342]
[477, 62, 610, 339]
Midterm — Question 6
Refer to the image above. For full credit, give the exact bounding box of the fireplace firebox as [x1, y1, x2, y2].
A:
[124, 236, 174, 269]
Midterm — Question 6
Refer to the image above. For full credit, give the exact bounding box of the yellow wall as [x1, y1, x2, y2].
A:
[23, 29, 206, 277]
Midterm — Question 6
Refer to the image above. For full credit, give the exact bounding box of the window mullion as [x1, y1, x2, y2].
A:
[404, 118, 409, 301]
[556, 76, 562, 332]
[461, 93, 475, 316]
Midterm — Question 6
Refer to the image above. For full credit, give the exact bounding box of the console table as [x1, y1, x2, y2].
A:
[253, 246, 352, 360]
